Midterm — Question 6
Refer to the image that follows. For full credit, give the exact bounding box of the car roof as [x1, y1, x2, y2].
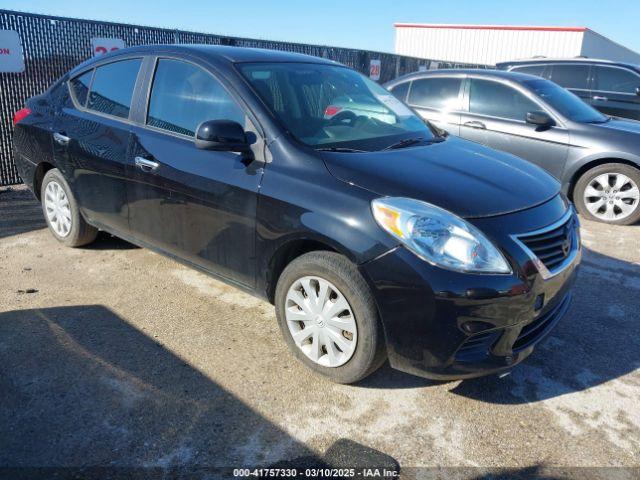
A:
[496, 57, 640, 70]
[70, 44, 339, 75]
[384, 68, 542, 85]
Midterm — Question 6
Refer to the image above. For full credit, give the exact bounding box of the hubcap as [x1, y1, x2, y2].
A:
[44, 181, 72, 237]
[583, 173, 639, 221]
[284, 276, 357, 368]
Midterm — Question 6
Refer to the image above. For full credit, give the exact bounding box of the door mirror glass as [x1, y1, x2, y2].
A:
[195, 120, 248, 151]
[526, 110, 555, 127]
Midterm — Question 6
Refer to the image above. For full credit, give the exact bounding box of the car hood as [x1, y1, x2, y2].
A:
[320, 136, 560, 218]
[595, 118, 640, 135]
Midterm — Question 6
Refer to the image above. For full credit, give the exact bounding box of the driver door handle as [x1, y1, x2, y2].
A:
[463, 120, 486, 129]
[53, 132, 70, 146]
[592, 95, 608, 101]
[135, 156, 159, 172]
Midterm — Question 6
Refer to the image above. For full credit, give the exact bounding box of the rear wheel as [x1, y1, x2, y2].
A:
[41, 168, 98, 247]
[275, 251, 386, 384]
[574, 163, 640, 225]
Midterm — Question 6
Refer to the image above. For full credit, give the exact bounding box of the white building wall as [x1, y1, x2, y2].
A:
[581, 30, 640, 64]
[394, 25, 585, 65]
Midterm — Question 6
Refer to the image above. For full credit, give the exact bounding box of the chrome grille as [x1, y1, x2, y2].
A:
[516, 210, 576, 273]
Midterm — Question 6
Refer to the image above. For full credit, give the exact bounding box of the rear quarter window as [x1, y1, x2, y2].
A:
[69, 70, 93, 107]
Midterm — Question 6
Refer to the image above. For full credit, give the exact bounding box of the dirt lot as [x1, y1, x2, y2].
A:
[1, 185, 639, 478]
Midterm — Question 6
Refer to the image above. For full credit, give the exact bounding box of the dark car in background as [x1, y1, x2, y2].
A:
[496, 58, 640, 121]
[386, 69, 640, 225]
[14, 45, 580, 383]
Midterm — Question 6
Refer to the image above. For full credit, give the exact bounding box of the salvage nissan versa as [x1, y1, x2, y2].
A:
[13, 45, 581, 383]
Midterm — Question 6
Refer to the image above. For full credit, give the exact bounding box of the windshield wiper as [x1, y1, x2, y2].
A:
[382, 136, 444, 151]
[314, 147, 367, 153]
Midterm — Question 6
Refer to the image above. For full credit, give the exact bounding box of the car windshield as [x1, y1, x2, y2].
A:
[524, 78, 609, 123]
[238, 62, 435, 151]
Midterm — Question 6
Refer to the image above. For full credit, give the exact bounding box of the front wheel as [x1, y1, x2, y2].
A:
[574, 163, 640, 225]
[275, 251, 386, 384]
[41, 168, 98, 247]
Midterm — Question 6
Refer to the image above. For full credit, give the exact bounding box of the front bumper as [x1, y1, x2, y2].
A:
[359, 196, 581, 380]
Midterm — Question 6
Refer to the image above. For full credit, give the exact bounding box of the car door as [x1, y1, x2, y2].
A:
[591, 65, 640, 120]
[547, 63, 592, 105]
[458, 77, 569, 179]
[53, 58, 143, 234]
[405, 76, 464, 135]
[126, 57, 264, 288]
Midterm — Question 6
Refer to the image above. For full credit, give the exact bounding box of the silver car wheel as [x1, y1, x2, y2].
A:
[44, 180, 72, 237]
[583, 172, 640, 221]
[285, 276, 358, 368]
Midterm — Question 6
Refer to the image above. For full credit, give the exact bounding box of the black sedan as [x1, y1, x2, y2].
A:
[13, 45, 580, 383]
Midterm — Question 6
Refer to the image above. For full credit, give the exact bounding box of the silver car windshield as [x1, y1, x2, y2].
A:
[524, 79, 609, 124]
[238, 63, 434, 150]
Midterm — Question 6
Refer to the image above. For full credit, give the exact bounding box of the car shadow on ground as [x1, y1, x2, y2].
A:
[0, 187, 46, 239]
[0, 305, 398, 478]
[84, 231, 139, 250]
[362, 247, 640, 406]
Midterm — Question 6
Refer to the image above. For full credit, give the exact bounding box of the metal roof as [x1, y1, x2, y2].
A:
[383, 68, 544, 86]
[495, 57, 640, 70]
[393, 24, 588, 32]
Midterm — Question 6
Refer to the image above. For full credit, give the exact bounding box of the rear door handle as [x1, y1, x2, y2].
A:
[53, 132, 70, 146]
[135, 156, 159, 172]
[593, 95, 608, 101]
[463, 120, 486, 129]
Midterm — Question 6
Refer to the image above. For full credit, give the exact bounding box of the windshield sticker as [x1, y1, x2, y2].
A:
[374, 94, 413, 117]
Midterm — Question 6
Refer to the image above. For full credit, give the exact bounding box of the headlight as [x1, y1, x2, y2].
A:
[371, 197, 511, 274]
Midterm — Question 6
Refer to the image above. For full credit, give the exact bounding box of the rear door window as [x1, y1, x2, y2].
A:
[549, 64, 590, 89]
[407, 77, 462, 110]
[468, 79, 539, 121]
[69, 70, 93, 106]
[511, 65, 546, 77]
[389, 82, 410, 101]
[594, 66, 640, 94]
[87, 58, 142, 118]
[146, 59, 245, 137]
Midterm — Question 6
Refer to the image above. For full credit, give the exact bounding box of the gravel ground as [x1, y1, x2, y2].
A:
[1, 185, 639, 479]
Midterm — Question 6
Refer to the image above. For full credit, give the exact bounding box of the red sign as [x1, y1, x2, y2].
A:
[369, 60, 381, 81]
[91, 38, 126, 57]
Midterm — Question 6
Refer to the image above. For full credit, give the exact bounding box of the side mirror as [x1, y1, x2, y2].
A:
[195, 120, 248, 152]
[526, 110, 555, 127]
[635, 87, 640, 96]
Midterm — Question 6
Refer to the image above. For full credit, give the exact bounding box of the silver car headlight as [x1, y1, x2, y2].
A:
[372, 197, 511, 274]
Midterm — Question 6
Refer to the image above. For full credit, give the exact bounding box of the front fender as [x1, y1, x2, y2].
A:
[254, 144, 397, 298]
[562, 150, 640, 194]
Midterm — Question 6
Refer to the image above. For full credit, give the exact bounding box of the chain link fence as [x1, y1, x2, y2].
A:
[0, 9, 486, 186]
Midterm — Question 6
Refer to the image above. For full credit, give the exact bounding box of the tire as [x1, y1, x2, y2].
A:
[275, 251, 387, 384]
[574, 163, 640, 226]
[40, 168, 98, 247]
